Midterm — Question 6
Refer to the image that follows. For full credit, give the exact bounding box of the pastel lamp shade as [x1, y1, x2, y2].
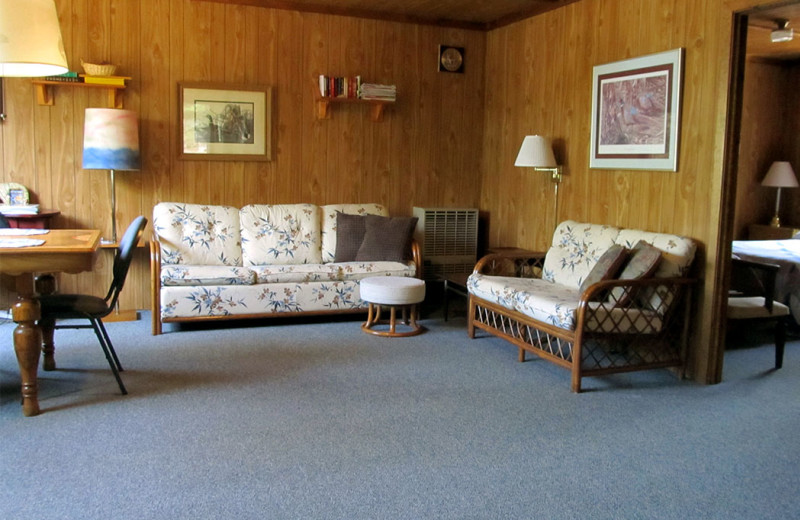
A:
[83, 108, 140, 243]
[761, 161, 798, 228]
[0, 0, 68, 77]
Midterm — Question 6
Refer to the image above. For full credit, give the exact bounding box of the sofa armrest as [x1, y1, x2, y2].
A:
[410, 239, 422, 278]
[473, 251, 546, 278]
[150, 236, 162, 335]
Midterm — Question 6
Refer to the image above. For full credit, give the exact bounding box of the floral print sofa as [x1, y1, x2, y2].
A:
[150, 202, 420, 334]
[467, 220, 697, 392]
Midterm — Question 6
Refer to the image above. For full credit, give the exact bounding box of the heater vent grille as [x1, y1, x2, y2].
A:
[412, 207, 478, 280]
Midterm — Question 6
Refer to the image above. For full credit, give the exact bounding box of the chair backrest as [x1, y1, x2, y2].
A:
[105, 216, 148, 308]
[729, 257, 779, 312]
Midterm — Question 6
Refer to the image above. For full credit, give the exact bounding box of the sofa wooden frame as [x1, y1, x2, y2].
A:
[467, 252, 696, 392]
[150, 238, 422, 335]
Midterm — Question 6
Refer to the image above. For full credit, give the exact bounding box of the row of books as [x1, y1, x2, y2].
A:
[359, 83, 396, 102]
[319, 75, 361, 99]
[0, 204, 39, 215]
[42, 71, 129, 86]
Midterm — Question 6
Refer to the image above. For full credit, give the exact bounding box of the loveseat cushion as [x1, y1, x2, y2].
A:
[613, 229, 696, 278]
[468, 273, 664, 333]
[153, 202, 242, 266]
[161, 265, 256, 286]
[240, 204, 322, 266]
[542, 221, 621, 290]
[250, 260, 416, 284]
[320, 203, 388, 263]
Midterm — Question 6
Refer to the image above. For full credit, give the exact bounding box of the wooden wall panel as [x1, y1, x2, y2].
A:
[0, 0, 485, 313]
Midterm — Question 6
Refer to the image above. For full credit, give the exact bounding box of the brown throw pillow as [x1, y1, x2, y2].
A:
[579, 244, 629, 299]
[609, 240, 662, 307]
[355, 215, 418, 263]
[334, 212, 368, 262]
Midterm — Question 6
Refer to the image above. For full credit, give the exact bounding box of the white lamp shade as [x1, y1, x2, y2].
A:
[0, 0, 68, 77]
[83, 109, 141, 171]
[515, 135, 556, 167]
[762, 161, 799, 188]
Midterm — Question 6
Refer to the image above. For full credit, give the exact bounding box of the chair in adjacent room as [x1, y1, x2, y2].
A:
[38, 216, 147, 394]
[727, 256, 791, 369]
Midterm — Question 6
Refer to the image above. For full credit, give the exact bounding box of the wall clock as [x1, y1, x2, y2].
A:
[438, 45, 464, 73]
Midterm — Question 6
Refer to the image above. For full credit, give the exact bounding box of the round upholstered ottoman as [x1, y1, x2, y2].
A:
[360, 276, 426, 337]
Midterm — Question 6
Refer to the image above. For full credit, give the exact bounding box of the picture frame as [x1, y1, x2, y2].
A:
[589, 48, 684, 171]
[8, 189, 27, 205]
[179, 82, 273, 161]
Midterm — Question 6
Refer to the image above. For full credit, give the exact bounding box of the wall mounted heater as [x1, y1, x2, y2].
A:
[412, 207, 479, 280]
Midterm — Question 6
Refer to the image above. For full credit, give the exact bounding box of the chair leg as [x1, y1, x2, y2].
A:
[775, 318, 786, 370]
[90, 319, 127, 395]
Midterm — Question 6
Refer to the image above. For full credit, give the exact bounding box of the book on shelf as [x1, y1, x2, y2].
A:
[358, 83, 396, 102]
[42, 71, 82, 82]
[318, 75, 361, 99]
[0, 204, 39, 215]
[79, 74, 130, 86]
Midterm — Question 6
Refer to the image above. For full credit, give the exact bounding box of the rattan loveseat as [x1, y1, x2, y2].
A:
[467, 220, 697, 392]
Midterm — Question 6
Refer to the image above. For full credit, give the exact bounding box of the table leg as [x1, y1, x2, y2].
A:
[36, 274, 57, 371]
[11, 274, 42, 417]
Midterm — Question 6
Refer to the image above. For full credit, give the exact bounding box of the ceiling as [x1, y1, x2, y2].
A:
[747, 2, 800, 61]
[203, 0, 579, 30]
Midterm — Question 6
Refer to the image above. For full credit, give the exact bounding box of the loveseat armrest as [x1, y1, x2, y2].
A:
[410, 239, 422, 278]
[473, 251, 547, 278]
[150, 236, 163, 335]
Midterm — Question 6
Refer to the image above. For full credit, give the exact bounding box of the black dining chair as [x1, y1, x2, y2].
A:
[38, 216, 147, 394]
[727, 256, 791, 369]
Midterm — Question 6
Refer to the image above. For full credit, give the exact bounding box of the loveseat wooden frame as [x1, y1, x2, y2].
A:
[467, 252, 696, 392]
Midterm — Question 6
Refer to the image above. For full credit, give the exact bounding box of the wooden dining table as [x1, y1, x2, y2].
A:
[0, 229, 101, 416]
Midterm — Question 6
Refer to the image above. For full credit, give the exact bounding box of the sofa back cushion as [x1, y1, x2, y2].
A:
[613, 229, 696, 278]
[543, 221, 621, 289]
[153, 202, 242, 266]
[240, 204, 321, 265]
[320, 203, 388, 263]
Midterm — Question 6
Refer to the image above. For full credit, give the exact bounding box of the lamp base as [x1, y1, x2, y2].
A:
[770, 214, 781, 228]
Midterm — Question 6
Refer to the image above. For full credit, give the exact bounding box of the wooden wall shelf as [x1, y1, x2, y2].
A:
[316, 97, 392, 122]
[32, 80, 126, 109]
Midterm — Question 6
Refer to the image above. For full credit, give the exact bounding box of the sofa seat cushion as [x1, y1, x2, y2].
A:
[160, 281, 368, 318]
[240, 204, 322, 265]
[153, 202, 242, 266]
[161, 265, 256, 286]
[468, 274, 664, 333]
[250, 261, 416, 284]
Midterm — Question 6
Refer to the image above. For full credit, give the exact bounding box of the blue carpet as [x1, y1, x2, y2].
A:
[0, 313, 798, 519]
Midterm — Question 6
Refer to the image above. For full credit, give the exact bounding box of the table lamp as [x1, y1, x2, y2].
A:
[515, 135, 563, 231]
[82, 108, 140, 244]
[761, 161, 798, 227]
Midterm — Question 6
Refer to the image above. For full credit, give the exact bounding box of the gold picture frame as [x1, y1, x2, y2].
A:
[179, 82, 273, 161]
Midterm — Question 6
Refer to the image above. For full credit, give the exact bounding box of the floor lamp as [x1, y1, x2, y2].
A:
[761, 161, 798, 228]
[83, 108, 141, 244]
[515, 135, 563, 232]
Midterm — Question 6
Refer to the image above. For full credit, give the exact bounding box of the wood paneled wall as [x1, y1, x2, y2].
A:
[734, 59, 800, 239]
[0, 0, 486, 310]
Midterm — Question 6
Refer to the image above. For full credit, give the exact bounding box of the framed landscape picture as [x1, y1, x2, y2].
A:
[179, 82, 273, 161]
[589, 48, 684, 171]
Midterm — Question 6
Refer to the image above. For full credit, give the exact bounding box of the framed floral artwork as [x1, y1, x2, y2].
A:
[589, 48, 684, 171]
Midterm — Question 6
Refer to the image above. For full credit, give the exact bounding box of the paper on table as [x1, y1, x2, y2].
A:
[0, 238, 46, 248]
[0, 228, 49, 236]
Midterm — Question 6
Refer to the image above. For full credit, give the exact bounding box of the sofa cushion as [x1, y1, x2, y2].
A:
[320, 203, 388, 263]
[609, 240, 662, 306]
[334, 212, 367, 262]
[579, 244, 629, 298]
[542, 221, 621, 289]
[250, 261, 416, 284]
[355, 215, 418, 262]
[153, 202, 242, 266]
[613, 229, 696, 278]
[161, 265, 256, 286]
[240, 204, 321, 265]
